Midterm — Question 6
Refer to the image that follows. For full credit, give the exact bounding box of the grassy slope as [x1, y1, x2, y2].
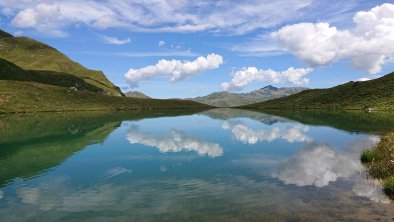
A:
[0, 30, 123, 96]
[0, 58, 104, 92]
[240, 72, 394, 110]
[0, 80, 212, 113]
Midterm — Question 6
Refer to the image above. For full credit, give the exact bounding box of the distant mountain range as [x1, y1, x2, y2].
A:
[188, 85, 307, 107]
[125, 91, 151, 99]
[241, 72, 394, 111]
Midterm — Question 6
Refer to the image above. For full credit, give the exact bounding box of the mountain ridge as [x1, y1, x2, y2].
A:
[0, 29, 123, 96]
[189, 86, 308, 107]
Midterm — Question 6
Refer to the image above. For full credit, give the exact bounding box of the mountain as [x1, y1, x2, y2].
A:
[189, 85, 307, 107]
[240, 72, 394, 111]
[125, 91, 151, 99]
[0, 29, 123, 96]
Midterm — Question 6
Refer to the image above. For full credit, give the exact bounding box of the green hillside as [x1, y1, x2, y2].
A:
[0, 58, 103, 92]
[0, 80, 212, 113]
[0, 30, 123, 96]
[240, 72, 394, 111]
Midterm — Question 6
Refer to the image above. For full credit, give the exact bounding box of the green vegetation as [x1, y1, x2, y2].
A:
[0, 109, 206, 186]
[125, 91, 151, 99]
[360, 133, 394, 196]
[0, 58, 103, 93]
[0, 80, 212, 113]
[250, 109, 394, 134]
[0, 29, 123, 96]
[240, 72, 394, 110]
[190, 85, 307, 107]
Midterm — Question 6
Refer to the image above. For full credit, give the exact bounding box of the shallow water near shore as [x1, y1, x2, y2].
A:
[0, 109, 393, 221]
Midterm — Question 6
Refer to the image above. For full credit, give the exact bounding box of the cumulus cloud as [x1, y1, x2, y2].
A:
[125, 53, 223, 87]
[126, 125, 223, 158]
[101, 35, 130, 45]
[272, 3, 394, 74]
[4, 0, 314, 36]
[158, 40, 166, 46]
[222, 120, 312, 144]
[221, 67, 313, 91]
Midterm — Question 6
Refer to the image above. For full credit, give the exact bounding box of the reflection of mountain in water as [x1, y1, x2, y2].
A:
[0, 109, 206, 187]
[200, 108, 289, 125]
[222, 120, 312, 144]
[127, 125, 223, 158]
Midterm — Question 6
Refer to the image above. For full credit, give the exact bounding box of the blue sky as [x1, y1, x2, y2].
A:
[0, 0, 393, 98]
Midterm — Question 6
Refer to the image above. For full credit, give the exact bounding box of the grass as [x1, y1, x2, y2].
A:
[0, 80, 213, 113]
[0, 30, 123, 96]
[239, 71, 394, 110]
[360, 132, 394, 196]
[0, 58, 104, 93]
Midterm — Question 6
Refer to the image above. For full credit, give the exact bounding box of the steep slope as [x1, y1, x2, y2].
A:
[0, 58, 103, 92]
[0, 29, 123, 96]
[125, 91, 151, 99]
[240, 72, 394, 110]
[190, 85, 307, 107]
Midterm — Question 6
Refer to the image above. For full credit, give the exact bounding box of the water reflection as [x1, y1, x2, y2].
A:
[127, 124, 223, 158]
[222, 120, 312, 144]
[0, 109, 393, 221]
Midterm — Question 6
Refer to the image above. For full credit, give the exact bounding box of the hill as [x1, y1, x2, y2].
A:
[125, 91, 151, 99]
[0, 58, 104, 93]
[0, 80, 213, 113]
[189, 85, 307, 107]
[0, 29, 123, 96]
[240, 72, 394, 111]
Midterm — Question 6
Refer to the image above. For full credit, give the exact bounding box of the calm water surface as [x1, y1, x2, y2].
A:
[0, 109, 393, 221]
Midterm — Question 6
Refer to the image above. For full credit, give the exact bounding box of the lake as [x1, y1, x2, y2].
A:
[0, 108, 393, 221]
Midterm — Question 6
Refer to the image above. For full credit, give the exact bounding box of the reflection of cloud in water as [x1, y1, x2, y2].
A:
[0, 190, 3, 200]
[222, 120, 312, 144]
[352, 178, 390, 204]
[272, 137, 389, 203]
[273, 144, 360, 187]
[104, 167, 132, 179]
[127, 126, 223, 158]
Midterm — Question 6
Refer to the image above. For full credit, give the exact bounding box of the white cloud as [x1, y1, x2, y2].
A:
[221, 67, 313, 91]
[5, 0, 314, 36]
[126, 125, 223, 158]
[158, 40, 166, 46]
[101, 35, 130, 45]
[125, 53, 223, 87]
[272, 3, 394, 74]
[222, 120, 312, 144]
